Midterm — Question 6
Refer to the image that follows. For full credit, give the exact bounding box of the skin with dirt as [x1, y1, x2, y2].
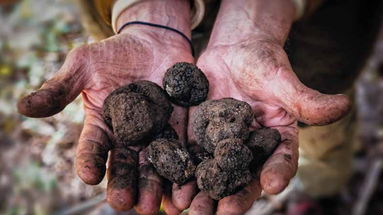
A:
[102, 81, 173, 146]
[163, 62, 209, 107]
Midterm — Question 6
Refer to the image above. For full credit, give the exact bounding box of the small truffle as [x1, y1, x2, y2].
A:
[246, 128, 281, 170]
[153, 123, 179, 140]
[148, 139, 196, 185]
[196, 159, 252, 200]
[163, 62, 209, 107]
[214, 138, 253, 171]
[192, 98, 253, 153]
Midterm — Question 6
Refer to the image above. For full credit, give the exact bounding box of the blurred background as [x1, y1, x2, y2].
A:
[0, 0, 382, 215]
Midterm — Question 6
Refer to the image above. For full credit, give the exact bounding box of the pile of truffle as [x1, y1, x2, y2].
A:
[102, 62, 281, 200]
[192, 99, 281, 199]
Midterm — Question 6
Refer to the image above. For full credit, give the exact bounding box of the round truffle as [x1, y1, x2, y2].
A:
[246, 128, 281, 169]
[163, 62, 209, 107]
[148, 139, 196, 185]
[196, 159, 252, 200]
[214, 138, 253, 171]
[192, 98, 254, 153]
[103, 92, 157, 145]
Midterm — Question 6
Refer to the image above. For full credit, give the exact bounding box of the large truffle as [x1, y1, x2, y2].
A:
[147, 139, 196, 185]
[192, 98, 253, 153]
[196, 159, 252, 200]
[163, 62, 209, 107]
[214, 138, 253, 171]
[102, 81, 173, 146]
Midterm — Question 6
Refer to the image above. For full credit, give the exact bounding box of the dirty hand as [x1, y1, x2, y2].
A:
[18, 0, 193, 213]
[183, 0, 351, 214]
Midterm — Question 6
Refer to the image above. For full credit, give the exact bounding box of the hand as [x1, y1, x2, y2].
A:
[185, 38, 349, 215]
[177, 1, 351, 214]
[17, 26, 193, 213]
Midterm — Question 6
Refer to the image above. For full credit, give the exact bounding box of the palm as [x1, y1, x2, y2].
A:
[187, 40, 349, 214]
[195, 42, 298, 195]
[81, 32, 192, 141]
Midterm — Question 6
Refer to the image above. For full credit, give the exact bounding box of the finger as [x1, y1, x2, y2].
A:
[189, 192, 215, 215]
[135, 150, 163, 215]
[162, 181, 182, 215]
[216, 179, 262, 215]
[18, 46, 89, 117]
[106, 147, 138, 211]
[76, 112, 112, 185]
[260, 126, 298, 194]
[172, 181, 198, 210]
[270, 68, 351, 126]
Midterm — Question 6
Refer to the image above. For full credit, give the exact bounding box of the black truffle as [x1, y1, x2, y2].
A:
[147, 139, 196, 185]
[246, 128, 281, 170]
[102, 81, 172, 146]
[196, 159, 252, 200]
[214, 138, 253, 171]
[192, 98, 253, 153]
[163, 62, 209, 107]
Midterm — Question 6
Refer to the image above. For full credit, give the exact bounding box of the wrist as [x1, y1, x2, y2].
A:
[114, 0, 193, 55]
[115, 0, 191, 37]
[208, 0, 296, 48]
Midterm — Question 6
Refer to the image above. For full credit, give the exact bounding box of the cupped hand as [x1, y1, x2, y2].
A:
[17, 28, 193, 214]
[184, 38, 350, 215]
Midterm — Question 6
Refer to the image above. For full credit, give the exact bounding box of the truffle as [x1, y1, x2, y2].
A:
[147, 139, 196, 185]
[163, 62, 209, 107]
[246, 128, 281, 170]
[196, 159, 252, 200]
[214, 138, 253, 171]
[192, 98, 253, 153]
[102, 81, 173, 146]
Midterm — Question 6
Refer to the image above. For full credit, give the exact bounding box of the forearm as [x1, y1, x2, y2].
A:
[208, 0, 296, 47]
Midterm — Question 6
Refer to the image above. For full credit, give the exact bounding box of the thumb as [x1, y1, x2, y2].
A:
[269, 68, 351, 126]
[18, 46, 89, 118]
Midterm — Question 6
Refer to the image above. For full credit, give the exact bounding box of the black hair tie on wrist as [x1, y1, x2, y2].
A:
[117, 21, 195, 57]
